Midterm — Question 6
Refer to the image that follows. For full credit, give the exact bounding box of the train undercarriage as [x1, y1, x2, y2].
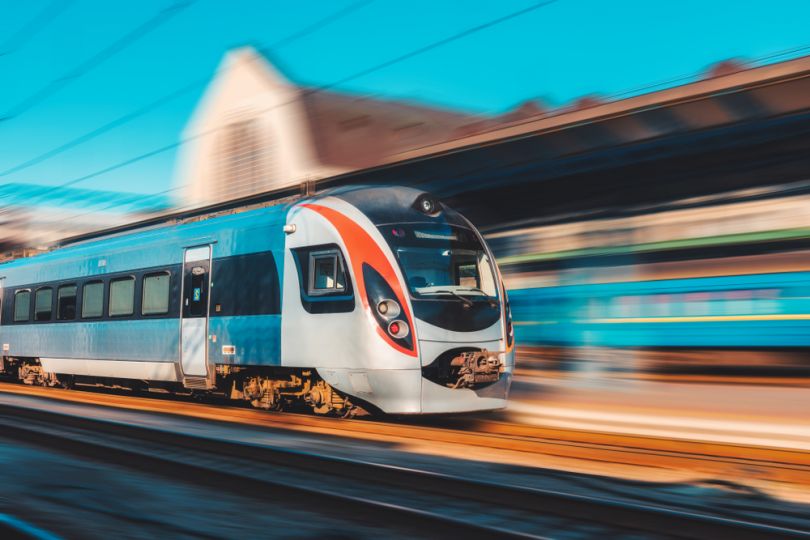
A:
[0, 357, 363, 417]
[217, 365, 361, 416]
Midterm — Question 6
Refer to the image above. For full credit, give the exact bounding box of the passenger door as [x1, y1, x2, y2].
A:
[181, 246, 211, 380]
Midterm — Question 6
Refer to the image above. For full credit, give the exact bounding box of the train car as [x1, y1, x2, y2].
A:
[510, 271, 810, 347]
[507, 251, 810, 371]
[0, 186, 513, 415]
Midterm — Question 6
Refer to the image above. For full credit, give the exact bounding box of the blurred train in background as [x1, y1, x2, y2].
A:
[491, 182, 810, 374]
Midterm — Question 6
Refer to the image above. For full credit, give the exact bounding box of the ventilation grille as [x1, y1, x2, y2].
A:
[183, 376, 212, 390]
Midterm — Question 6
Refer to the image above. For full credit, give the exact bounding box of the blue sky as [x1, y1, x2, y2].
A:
[1, 0, 809, 199]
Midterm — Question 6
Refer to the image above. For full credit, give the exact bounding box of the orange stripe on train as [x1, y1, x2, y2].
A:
[302, 203, 418, 357]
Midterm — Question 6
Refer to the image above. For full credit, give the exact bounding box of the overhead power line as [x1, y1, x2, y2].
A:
[0, 0, 375, 178]
[318, 0, 557, 94]
[0, 0, 197, 123]
[18, 0, 558, 195]
[0, 79, 204, 177]
[266, 0, 374, 50]
[0, 0, 74, 57]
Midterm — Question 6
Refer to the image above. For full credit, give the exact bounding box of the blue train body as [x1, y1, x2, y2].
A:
[0, 203, 289, 367]
[509, 271, 810, 348]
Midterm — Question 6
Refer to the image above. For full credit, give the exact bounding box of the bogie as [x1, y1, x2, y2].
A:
[219, 366, 360, 416]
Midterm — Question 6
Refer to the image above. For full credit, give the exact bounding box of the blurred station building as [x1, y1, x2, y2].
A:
[174, 46, 481, 206]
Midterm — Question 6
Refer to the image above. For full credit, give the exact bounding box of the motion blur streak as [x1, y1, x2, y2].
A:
[500, 184, 810, 369]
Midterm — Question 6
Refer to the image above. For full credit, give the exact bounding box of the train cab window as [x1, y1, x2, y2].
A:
[34, 287, 53, 322]
[13, 290, 30, 322]
[82, 281, 104, 318]
[292, 245, 354, 314]
[109, 277, 135, 317]
[142, 272, 170, 315]
[308, 250, 346, 295]
[456, 263, 479, 289]
[56, 285, 77, 320]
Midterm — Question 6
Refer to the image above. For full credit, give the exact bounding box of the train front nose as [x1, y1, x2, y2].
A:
[415, 319, 513, 413]
[375, 219, 513, 413]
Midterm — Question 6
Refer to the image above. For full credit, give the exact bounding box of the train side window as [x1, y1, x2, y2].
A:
[109, 277, 135, 317]
[56, 284, 78, 320]
[292, 244, 354, 314]
[82, 281, 104, 318]
[142, 272, 170, 315]
[13, 290, 31, 322]
[308, 250, 346, 295]
[34, 287, 53, 322]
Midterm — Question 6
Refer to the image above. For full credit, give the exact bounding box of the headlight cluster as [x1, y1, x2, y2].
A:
[363, 263, 414, 352]
[377, 299, 409, 338]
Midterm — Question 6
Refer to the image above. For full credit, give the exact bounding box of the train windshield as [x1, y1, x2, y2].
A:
[380, 224, 499, 300]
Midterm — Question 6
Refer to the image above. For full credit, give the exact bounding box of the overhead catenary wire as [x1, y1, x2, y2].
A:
[0, 0, 74, 57]
[0, 80, 203, 177]
[18, 0, 559, 195]
[265, 0, 374, 50]
[310, 0, 558, 95]
[0, 0, 197, 123]
[0, 0, 375, 178]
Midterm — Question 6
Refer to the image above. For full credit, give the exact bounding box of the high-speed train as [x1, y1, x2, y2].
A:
[0, 186, 514, 415]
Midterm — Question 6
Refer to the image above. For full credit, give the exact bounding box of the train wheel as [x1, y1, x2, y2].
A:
[305, 381, 355, 417]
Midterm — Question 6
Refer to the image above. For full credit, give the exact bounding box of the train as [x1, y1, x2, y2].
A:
[0, 186, 514, 415]
[505, 250, 810, 371]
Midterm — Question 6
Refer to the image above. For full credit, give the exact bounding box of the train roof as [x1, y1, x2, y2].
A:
[0, 199, 291, 276]
[0, 185, 449, 271]
[56, 184, 306, 249]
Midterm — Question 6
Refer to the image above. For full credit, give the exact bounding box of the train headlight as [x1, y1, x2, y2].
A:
[377, 299, 401, 318]
[388, 320, 409, 339]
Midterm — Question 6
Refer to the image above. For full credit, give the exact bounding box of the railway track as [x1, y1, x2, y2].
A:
[0, 400, 806, 539]
[0, 382, 807, 491]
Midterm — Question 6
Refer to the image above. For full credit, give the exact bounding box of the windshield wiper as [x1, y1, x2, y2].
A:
[458, 287, 499, 308]
[458, 287, 487, 295]
[431, 289, 474, 308]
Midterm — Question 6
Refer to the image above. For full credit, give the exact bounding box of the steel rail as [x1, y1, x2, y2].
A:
[0, 403, 806, 540]
[0, 382, 807, 488]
